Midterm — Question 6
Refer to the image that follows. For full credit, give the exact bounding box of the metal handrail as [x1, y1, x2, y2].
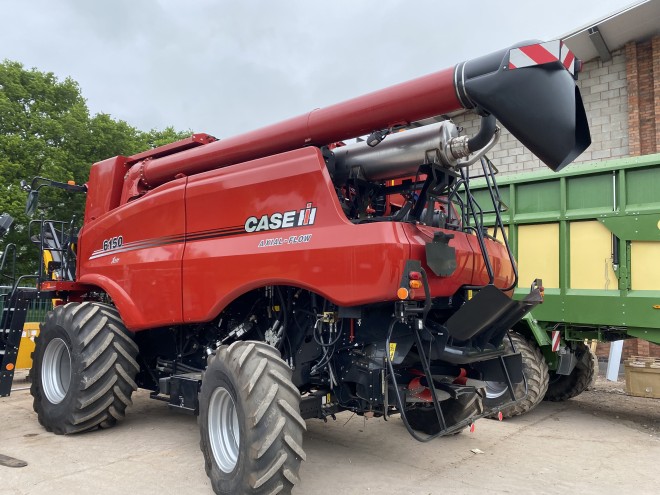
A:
[440, 157, 517, 292]
[0, 243, 17, 285]
[28, 218, 78, 283]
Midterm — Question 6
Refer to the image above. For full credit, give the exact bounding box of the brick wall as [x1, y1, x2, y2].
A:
[627, 36, 660, 156]
[455, 35, 660, 172]
[453, 47, 629, 174]
[655, 36, 660, 152]
[596, 339, 660, 361]
[578, 49, 629, 163]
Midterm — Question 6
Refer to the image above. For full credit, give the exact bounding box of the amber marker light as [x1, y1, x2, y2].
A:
[397, 287, 409, 300]
[6, 363, 14, 371]
[409, 280, 422, 289]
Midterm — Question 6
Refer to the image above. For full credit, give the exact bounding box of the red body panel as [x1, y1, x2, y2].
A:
[84, 156, 128, 224]
[78, 179, 187, 330]
[77, 147, 515, 331]
[182, 148, 411, 323]
[405, 225, 514, 296]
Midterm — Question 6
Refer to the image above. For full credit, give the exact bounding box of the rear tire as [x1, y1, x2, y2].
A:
[199, 341, 306, 494]
[544, 342, 595, 401]
[484, 332, 549, 418]
[30, 302, 139, 434]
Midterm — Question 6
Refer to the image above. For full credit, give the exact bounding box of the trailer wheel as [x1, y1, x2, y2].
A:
[484, 332, 549, 418]
[199, 341, 306, 495]
[544, 342, 596, 401]
[30, 302, 139, 434]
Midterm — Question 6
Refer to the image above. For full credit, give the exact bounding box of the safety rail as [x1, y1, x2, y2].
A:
[443, 157, 518, 291]
[28, 218, 78, 283]
[0, 285, 52, 323]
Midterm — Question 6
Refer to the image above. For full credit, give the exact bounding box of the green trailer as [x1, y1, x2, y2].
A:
[472, 153, 660, 416]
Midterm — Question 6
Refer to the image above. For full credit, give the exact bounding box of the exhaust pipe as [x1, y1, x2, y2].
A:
[331, 116, 500, 183]
[332, 121, 460, 182]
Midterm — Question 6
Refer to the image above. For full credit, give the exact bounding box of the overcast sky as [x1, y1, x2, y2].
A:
[0, 0, 637, 138]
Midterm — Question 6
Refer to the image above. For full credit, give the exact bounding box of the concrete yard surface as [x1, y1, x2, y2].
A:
[1, 374, 658, 495]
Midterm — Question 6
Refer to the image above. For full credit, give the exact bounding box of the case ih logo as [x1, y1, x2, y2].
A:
[244, 202, 317, 233]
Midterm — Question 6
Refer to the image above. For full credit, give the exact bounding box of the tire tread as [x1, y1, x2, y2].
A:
[31, 302, 139, 435]
[496, 332, 549, 418]
[544, 342, 595, 401]
[200, 341, 305, 494]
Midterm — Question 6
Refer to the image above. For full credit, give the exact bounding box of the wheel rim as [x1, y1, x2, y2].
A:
[484, 381, 509, 399]
[208, 387, 240, 473]
[41, 338, 72, 404]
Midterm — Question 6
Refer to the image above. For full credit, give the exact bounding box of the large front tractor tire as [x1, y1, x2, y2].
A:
[30, 302, 139, 434]
[199, 341, 306, 495]
[544, 342, 597, 402]
[484, 332, 549, 419]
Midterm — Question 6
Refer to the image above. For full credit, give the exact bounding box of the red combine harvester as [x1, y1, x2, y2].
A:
[1, 39, 589, 493]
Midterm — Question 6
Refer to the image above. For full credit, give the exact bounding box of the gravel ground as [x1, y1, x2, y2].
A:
[1, 371, 658, 495]
[574, 375, 659, 437]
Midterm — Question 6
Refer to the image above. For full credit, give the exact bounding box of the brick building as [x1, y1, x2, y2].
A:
[454, 1, 660, 360]
[455, 2, 660, 173]
[456, 47, 630, 172]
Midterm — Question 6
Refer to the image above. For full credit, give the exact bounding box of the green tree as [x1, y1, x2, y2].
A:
[0, 61, 189, 281]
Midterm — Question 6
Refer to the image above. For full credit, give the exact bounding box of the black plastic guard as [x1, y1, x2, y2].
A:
[474, 351, 524, 385]
[458, 41, 591, 171]
[425, 231, 457, 277]
[445, 283, 542, 344]
[167, 373, 202, 415]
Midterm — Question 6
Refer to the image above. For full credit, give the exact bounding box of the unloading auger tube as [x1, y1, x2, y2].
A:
[122, 39, 590, 199]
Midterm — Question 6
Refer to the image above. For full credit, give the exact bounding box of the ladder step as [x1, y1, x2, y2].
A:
[0, 288, 32, 397]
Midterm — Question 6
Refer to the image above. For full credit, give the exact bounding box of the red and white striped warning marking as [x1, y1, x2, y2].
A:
[551, 330, 561, 352]
[508, 40, 576, 74]
[560, 43, 576, 73]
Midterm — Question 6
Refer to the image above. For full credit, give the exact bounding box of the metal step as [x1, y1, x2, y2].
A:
[0, 289, 33, 397]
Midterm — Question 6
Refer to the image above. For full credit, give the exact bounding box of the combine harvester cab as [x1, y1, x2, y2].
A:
[1, 39, 589, 494]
